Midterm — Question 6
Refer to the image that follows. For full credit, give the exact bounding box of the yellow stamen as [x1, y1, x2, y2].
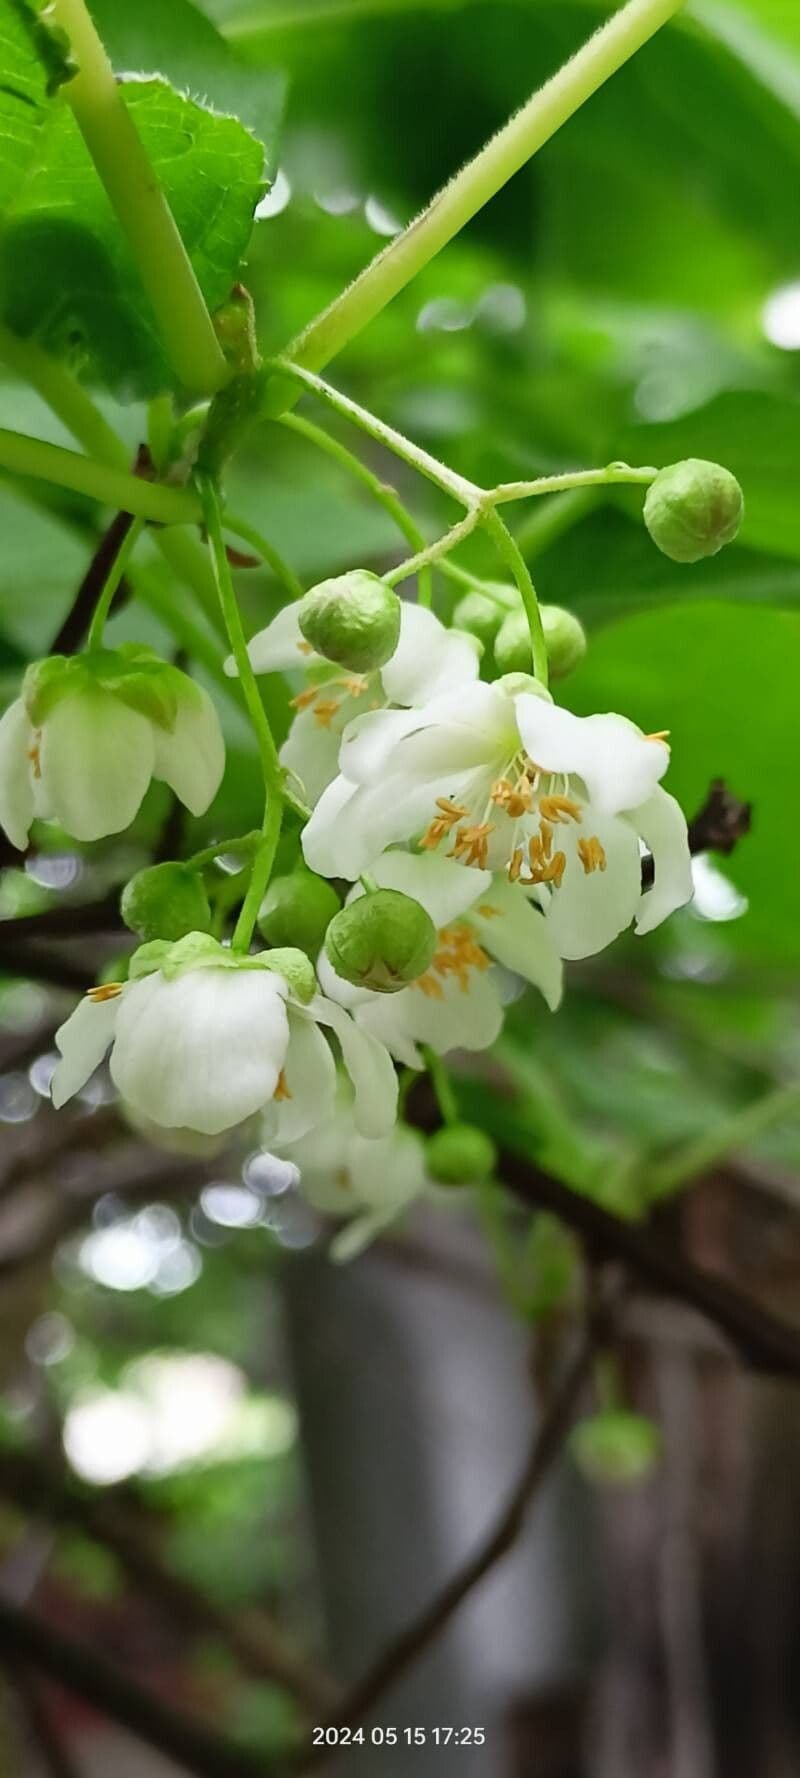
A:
[577, 836, 607, 875]
[312, 698, 341, 728]
[450, 822, 494, 869]
[290, 686, 319, 712]
[539, 818, 553, 859]
[274, 1069, 292, 1101]
[477, 904, 500, 919]
[297, 641, 315, 656]
[539, 794, 582, 824]
[341, 676, 369, 698]
[491, 775, 532, 819]
[508, 847, 524, 883]
[87, 982, 124, 1003]
[646, 730, 670, 742]
[27, 741, 42, 780]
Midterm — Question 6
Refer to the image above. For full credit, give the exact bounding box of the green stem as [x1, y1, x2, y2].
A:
[384, 507, 482, 588]
[222, 511, 304, 602]
[278, 411, 434, 608]
[273, 0, 687, 388]
[0, 428, 200, 524]
[86, 515, 145, 649]
[483, 508, 548, 687]
[198, 473, 284, 951]
[492, 462, 658, 505]
[422, 1045, 459, 1126]
[264, 359, 480, 507]
[649, 1080, 800, 1200]
[0, 323, 128, 468]
[50, 0, 227, 396]
[187, 832, 261, 871]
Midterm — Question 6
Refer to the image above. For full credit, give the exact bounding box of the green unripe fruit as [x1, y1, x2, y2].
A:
[452, 590, 504, 648]
[425, 1122, 497, 1186]
[570, 1411, 661, 1486]
[258, 868, 341, 958]
[494, 605, 587, 679]
[121, 863, 212, 943]
[298, 571, 401, 672]
[643, 458, 743, 564]
[325, 889, 436, 993]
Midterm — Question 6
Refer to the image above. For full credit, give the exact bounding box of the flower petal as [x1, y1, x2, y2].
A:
[260, 1008, 337, 1145]
[40, 686, 155, 842]
[309, 993, 398, 1138]
[152, 680, 225, 816]
[51, 993, 121, 1108]
[111, 968, 290, 1134]
[380, 602, 479, 705]
[542, 809, 642, 960]
[348, 1124, 428, 1212]
[514, 696, 669, 815]
[227, 603, 315, 676]
[631, 787, 694, 935]
[281, 699, 358, 806]
[340, 679, 513, 786]
[0, 698, 34, 850]
[468, 877, 563, 1010]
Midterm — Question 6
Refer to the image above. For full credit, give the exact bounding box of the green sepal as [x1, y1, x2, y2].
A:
[159, 931, 225, 978]
[128, 939, 174, 981]
[86, 647, 180, 731]
[256, 946, 317, 1004]
[22, 654, 88, 725]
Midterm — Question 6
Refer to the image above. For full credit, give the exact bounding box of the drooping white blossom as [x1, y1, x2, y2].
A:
[271, 1088, 432, 1261]
[50, 936, 398, 1142]
[303, 677, 693, 959]
[226, 600, 479, 804]
[0, 652, 224, 848]
[317, 849, 562, 1067]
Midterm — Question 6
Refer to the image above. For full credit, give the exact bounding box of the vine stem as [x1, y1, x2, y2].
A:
[0, 429, 199, 524]
[421, 1046, 459, 1127]
[86, 516, 145, 649]
[198, 475, 284, 951]
[648, 1080, 800, 1201]
[273, 0, 687, 391]
[492, 462, 658, 504]
[483, 509, 549, 686]
[384, 507, 482, 588]
[50, 0, 227, 396]
[0, 324, 128, 468]
[277, 411, 434, 608]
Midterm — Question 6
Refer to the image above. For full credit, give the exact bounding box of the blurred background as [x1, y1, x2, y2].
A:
[2, 0, 800, 1773]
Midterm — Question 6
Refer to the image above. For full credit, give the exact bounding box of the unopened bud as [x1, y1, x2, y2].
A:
[495, 606, 586, 679]
[452, 590, 505, 647]
[644, 458, 743, 563]
[258, 868, 341, 957]
[425, 1122, 497, 1186]
[121, 863, 212, 943]
[570, 1411, 661, 1485]
[298, 571, 401, 672]
[325, 889, 436, 993]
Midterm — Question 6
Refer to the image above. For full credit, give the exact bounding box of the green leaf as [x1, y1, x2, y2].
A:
[0, 77, 266, 395]
[87, 0, 286, 162]
[563, 600, 800, 961]
[0, 0, 52, 213]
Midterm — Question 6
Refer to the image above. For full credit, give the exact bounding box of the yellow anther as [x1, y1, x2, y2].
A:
[528, 851, 567, 889]
[27, 741, 42, 780]
[274, 1069, 293, 1101]
[491, 776, 532, 819]
[290, 686, 319, 712]
[297, 641, 315, 656]
[340, 676, 369, 699]
[477, 903, 500, 919]
[539, 794, 582, 824]
[539, 818, 553, 859]
[646, 729, 670, 743]
[450, 822, 494, 869]
[577, 836, 607, 875]
[312, 698, 341, 728]
[422, 924, 491, 993]
[414, 971, 445, 1000]
[508, 847, 524, 883]
[87, 982, 124, 1003]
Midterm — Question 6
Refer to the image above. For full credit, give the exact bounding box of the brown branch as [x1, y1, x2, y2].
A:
[297, 1319, 598, 1764]
[0, 1453, 337, 1719]
[7, 1665, 84, 1778]
[0, 1594, 278, 1778]
[641, 777, 750, 888]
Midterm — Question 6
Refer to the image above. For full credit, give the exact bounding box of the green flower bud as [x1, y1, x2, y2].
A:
[643, 458, 743, 564]
[570, 1410, 661, 1486]
[541, 605, 587, 679]
[298, 571, 401, 672]
[425, 1122, 497, 1186]
[325, 889, 436, 993]
[258, 868, 341, 957]
[121, 863, 212, 943]
[493, 609, 530, 675]
[452, 590, 505, 647]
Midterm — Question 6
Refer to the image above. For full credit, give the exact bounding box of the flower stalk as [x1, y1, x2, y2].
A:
[86, 517, 145, 650]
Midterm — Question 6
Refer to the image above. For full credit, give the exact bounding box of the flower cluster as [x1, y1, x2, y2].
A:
[0, 449, 736, 1260]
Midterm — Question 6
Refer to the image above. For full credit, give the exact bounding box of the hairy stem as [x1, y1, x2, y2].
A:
[198, 475, 284, 950]
[492, 461, 658, 505]
[274, 0, 687, 389]
[278, 411, 434, 607]
[0, 429, 199, 524]
[50, 0, 227, 395]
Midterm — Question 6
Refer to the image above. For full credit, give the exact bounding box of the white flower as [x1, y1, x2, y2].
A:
[50, 937, 398, 1141]
[317, 849, 562, 1066]
[226, 600, 479, 804]
[303, 678, 693, 960]
[0, 652, 225, 848]
[273, 1090, 431, 1261]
